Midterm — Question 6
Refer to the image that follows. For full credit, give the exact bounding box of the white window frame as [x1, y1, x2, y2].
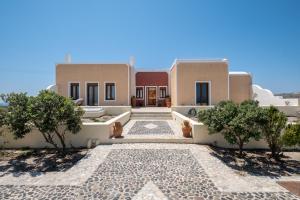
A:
[135, 86, 144, 100]
[104, 82, 117, 101]
[158, 86, 168, 99]
[85, 81, 100, 106]
[195, 81, 211, 106]
[68, 81, 80, 100]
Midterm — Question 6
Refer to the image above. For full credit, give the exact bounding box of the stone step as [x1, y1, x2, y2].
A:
[130, 112, 172, 120]
[131, 112, 172, 116]
[130, 114, 172, 117]
[130, 117, 173, 120]
[131, 111, 172, 114]
[111, 137, 194, 144]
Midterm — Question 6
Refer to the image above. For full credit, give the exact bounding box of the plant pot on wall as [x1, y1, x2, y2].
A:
[182, 120, 192, 138]
[131, 96, 136, 107]
[113, 122, 123, 138]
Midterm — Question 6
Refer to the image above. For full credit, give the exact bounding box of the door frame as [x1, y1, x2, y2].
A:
[145, 86, 157, 106]
[85, 81, 99, 106]
[195, 81, 211, 105]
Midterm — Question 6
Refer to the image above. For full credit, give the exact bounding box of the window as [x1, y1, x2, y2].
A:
[136, 87, 144, 99]
[196, 82, 209, 105]
[87, 83, 98, 106]
[159, 87, 167, 98]
[105, 83, 116, 101]
[70, 83, 79, 100]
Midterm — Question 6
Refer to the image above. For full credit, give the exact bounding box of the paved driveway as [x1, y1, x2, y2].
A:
[0, 144, 299, 200]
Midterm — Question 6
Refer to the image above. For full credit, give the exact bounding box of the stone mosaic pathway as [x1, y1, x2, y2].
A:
[0, 144, 299, 200]
[127, 121, 175, 135]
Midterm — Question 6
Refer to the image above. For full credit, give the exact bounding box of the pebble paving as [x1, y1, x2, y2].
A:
[0, 146, 299, 199]
[127, 121, 175, 135]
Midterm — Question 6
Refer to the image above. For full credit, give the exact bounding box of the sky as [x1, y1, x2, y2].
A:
[0, 0, 299, 96]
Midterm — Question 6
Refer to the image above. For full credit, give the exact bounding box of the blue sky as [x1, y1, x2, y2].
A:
[0, 0, 299, 95]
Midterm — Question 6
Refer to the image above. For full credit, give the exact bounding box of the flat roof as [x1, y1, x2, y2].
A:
[229, 71, 251, 75]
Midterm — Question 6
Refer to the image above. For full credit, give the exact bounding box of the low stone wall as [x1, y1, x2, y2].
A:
[262, 106, 300, 117]
[172, 111, 269, 149]
[0, 111, 131, 148]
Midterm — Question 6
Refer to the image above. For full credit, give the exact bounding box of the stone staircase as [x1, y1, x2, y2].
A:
[130, 110, 173, 120]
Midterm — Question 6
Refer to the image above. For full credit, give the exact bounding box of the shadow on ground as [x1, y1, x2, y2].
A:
[209, 146, 300, 177]
[0, 149, 87, 177]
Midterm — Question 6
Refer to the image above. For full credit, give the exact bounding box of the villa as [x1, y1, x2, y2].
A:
[55, 57, 253, 106]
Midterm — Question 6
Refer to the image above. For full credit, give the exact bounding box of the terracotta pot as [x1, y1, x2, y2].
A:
[131, 96, 136, 107]
[113, 122, 123, 138]
[182, 120, 192, 138]
[165, 97, 171, 108]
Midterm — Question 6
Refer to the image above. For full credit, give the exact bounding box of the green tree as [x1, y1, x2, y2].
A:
[259, 106, 287, 159]
[281, 124, 300, 147]
[0, 108, 6, 134]
[1, 91, 84, 152]
[1, 93, 32, 138]
[198, 100, 263, 157]
[29, 90, 84, 151]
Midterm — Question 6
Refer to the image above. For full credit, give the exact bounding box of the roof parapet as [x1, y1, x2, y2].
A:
[229, 71, 251, 75]
[170, 58, 228, 71]
[174, 58, 228, 64]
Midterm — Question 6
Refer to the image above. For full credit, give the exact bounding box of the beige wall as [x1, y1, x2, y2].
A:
[172, 111, 270, 149]
[229, 74, 252, 103]
[170, 64, 177, 106]
[56, 64, 130, 106]
[175, 62, 229, 105]
[1, 112, 131, 148]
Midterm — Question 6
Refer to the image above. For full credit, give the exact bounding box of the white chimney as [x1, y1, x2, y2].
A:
[65, 53, 72, 64]
[129, 56, 135, 66]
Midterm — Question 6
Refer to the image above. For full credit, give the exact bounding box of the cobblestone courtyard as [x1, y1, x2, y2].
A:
[0, 144, 299, 200]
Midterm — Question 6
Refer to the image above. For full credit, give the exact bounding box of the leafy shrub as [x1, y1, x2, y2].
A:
[1, 91, 84, 151]
[29, 90, 84, 151]
[1, 93, 32, 138]
[282, 124, 300, 147]
[259, 106, 287, 158]
[198, 100, 263, 156]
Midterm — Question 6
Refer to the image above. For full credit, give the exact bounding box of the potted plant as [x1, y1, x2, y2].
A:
[182, 120, 192, 138]
[113, 122, 123, 138]
[165, 95, 171, 108]
[131, 96, 136, 107]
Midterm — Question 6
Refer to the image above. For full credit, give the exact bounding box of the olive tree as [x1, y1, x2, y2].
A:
[259, 106, 287, 159]
[1, 91, 84, 152]
[0, 108, 6, 134]
[29, 90, 84, 151]
[281, 124, 300, 147]
[1, 93, 32, 138]
[198, 100, 263, 157]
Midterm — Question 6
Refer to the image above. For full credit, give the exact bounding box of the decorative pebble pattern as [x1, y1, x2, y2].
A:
[0, 185, 80, 200]
[0, 145, 299, 199]
[127, 121, 175, 135]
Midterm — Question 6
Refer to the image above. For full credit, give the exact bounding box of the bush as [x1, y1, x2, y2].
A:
[29, 90, 84, 151]
[1, 93, 32, 138]
[198, 100, 263, 157]
[282, 124, 300, 147]
[260, 106, 287, 158]
[0, 108, 6, 134]
[1, 91, 84, 151]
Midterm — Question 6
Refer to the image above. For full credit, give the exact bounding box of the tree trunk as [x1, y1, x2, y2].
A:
[270, 143, 281, 161]
[41, 132, 59, 149]
[55, 130, 66, 152]
[238, 142, 244, 157]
